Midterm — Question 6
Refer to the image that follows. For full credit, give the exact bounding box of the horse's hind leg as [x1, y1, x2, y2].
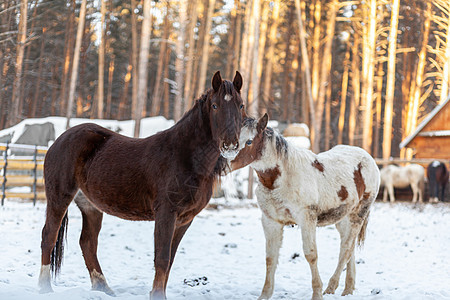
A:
[259, 214, 284, 300]
[327, 218, 356, 296]
[75, 193, 114, 295]
[411, 182, 419, 203]
[39, 183, 77, 293]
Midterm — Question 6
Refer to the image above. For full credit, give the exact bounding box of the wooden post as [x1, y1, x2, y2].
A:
[1, 142, 9, 206]
[247, 167, 254, 199]
[33, 146, 38, 206]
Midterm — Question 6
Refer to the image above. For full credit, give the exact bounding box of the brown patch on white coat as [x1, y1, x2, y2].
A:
[257, 166, 281, 190]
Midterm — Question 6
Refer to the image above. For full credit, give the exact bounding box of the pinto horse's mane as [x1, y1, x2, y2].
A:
[244, 117, 288, 158]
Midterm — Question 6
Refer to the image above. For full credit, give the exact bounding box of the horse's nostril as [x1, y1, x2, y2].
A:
[223, 143, 228, 150]
[233, 143, 239, 150]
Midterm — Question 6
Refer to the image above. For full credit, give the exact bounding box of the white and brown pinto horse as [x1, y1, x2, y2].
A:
[231, 115, 380, 300]
[380, 164, 425, 203]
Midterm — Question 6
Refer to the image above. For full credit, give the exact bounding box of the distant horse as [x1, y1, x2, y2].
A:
[380, 164, 425, 203]
[427, 161, 449, 203]
[231, 115, 380, 300]
[38, 71, 245, 299]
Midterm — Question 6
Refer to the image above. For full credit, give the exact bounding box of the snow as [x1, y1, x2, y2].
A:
[1, 200, 450, 300]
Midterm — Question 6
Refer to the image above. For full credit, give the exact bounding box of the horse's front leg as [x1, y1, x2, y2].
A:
[151, 207, 176, 300]
[259, 214, 284, 300]
[299, 214, 323, 300]
[163, 220, 193, 291]
[441, 181, 447, 202]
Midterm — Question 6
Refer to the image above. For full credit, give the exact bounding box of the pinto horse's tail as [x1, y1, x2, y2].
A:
[357, 212, 370, 247]
[51, 212, 68, 277]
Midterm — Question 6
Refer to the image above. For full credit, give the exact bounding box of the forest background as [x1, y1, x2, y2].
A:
[0, 0, 449, 159]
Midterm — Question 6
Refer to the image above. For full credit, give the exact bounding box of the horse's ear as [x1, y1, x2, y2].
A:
[257, 113, 269, 133]
[233, 71, 243, 92]
[212, 71, 222, 92]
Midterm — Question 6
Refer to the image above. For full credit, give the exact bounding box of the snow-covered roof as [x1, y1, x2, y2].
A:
[399, 94, 450, 149]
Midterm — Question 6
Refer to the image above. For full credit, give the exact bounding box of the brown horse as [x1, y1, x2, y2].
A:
[38, 71, 245, 299]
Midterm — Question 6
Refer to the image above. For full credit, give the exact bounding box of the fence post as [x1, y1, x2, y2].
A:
[33, 145, 38, 206]
[1, 141, 9, 206]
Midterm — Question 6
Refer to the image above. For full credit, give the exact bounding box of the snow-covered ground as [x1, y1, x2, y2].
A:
[1, 200, 450, 300]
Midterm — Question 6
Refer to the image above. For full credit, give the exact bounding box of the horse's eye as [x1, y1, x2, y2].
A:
[246, 140, 253, 145]
[212, 103, 218, 109]
[240, 104, 244, 109]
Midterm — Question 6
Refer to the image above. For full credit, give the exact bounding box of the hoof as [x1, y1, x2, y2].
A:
[150, 291, 166, 300]
[342, 288, 355, 296]
[258, 295, 271, 300]
[39, 285, 54, 294]
[93, 285, 115, 296]
[312, 293, 323, 300]
[323, 287, 335, 295]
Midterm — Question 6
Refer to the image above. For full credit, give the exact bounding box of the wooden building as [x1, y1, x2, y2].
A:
[400, 96, 450, 160]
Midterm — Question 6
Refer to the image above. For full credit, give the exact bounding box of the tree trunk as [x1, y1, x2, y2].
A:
[151, 4, 170, 116]
[349, 29, 360, 146]
[282, 7, 294, 121]
[30, 27, 47, 118]
[295, 0, 316, 151]
[255, 0, 269, 105]
[134, 0, 152, 137]
[65, 0, 87, 129]
[173, 0, 188, 121]
[131, 0, 139, 120]
[97, 0, 107, 119]
[21, 0, 39, 118]
[382, 0, 400, 160]
[373, 61, 384, 158]
[197, 0, 216, 95]
[409, 1, 431, 131]
[239, 0, 252, 83]
[60, 0, 75, 116]
[106, 58, 115, 119]
[232, 0, 242, 80]
[163, 47, 171, 119]
[119, 58, 132, 120]
[314, 0, 337, 152]
[338, 43, 350, 144]
[0, 48, 6, 129]
[225, 0, 238, 80]
[439, 1, 450, 103]
[261, 0, 280, 115]
[247, 0, 260, 116]
[311, 0, 321, 106]
[183, 0, 199, 110]
[10, 0, 28, 127]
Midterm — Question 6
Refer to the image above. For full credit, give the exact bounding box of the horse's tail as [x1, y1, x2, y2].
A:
[357, 212, 370, 248]
[51, 212, 68, 277]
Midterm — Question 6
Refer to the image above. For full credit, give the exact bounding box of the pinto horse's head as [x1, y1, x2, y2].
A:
[206, 71, 246, 159]
[230, 113, 269, 171]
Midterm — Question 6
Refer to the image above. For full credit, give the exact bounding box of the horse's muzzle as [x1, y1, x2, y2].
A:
[220, 141, 240, 159]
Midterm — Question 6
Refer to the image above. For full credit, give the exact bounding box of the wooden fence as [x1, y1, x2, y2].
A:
[0, 142, 47, 205]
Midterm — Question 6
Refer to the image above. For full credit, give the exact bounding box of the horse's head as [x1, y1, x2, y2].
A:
[230, 113, 268, 171]
[206, 71, 246, 159]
